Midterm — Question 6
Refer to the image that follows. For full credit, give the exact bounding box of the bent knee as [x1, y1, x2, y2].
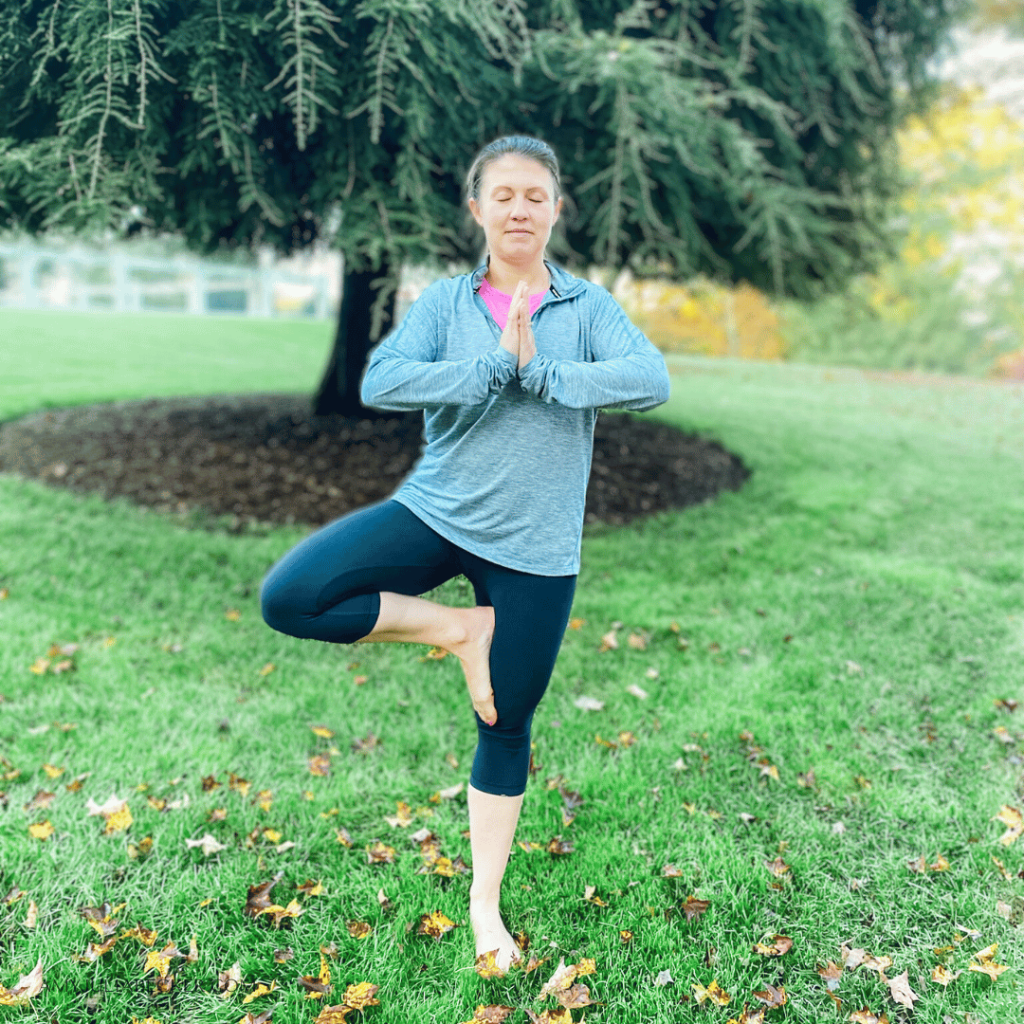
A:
[259, 575, 308, 637]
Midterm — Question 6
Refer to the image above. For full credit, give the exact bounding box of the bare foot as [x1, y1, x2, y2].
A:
[470, 897, 522, 972]
[449, 606, 496, 725]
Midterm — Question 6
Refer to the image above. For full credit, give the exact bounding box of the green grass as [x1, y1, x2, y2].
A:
[0, 308, 333, 422]
[1, 313, 1024, 1023]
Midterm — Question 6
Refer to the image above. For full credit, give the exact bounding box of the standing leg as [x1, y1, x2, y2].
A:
[458, 555, 577, 970]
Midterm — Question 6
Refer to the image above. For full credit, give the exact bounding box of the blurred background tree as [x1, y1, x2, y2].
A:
[0, 0, 970, 415]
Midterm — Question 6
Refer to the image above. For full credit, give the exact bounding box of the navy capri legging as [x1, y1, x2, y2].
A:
[259, 499, 577, 797]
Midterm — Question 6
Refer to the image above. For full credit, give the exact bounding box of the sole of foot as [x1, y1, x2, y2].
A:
[453, 605, 496, 725]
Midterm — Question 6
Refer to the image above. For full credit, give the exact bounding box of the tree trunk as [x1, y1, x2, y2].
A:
[312, 259, 399, 417]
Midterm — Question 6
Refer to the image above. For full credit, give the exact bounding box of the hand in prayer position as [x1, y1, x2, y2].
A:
[498, 280, 537, 371]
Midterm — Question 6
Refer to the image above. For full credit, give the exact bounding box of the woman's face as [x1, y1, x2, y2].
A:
[468, 154, 562, 266]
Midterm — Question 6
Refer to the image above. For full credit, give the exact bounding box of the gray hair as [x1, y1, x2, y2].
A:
[464, 135, 562, 204]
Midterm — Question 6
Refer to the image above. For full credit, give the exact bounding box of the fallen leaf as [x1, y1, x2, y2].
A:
[217, 962, 242, 996]
[886, 970, 919, 1008]
[931, 965, 960, 985]
[242, 980, 277, 1003]
[679, 901, 704, 925]
[417, 910, 456, 940]
[848, 1011, 890, 1024]
[817, 961, 841, 990]
[968, 943, 1008, 980]
[627, 631, 649, 651]
[0, 957, 44, 1005]
[186, 833, 226, 857]
[28, 821, 54, 841]
[994, 805, 1023, 846]
[751, 984, 787, 1008]
[693, 979, 730, 1006]
[753, 935, 792, 957]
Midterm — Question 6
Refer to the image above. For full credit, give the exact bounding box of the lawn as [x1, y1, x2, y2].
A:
[1, 309, 1023, 1024]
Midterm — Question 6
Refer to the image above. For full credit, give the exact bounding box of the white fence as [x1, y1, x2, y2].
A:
[0, 241, 336, 318]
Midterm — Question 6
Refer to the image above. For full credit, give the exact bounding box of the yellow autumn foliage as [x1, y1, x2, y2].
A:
[609, 76, 1024, 375]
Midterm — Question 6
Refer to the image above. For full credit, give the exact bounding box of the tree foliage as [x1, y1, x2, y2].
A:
[0, 0, 972, 411]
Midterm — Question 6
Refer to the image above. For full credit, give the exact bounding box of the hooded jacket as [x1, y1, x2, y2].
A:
[360, 258, 671, 575]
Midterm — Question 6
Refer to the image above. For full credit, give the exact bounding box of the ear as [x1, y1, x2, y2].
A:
[468, 197, 483, 227]
[553, 196, 563, 224]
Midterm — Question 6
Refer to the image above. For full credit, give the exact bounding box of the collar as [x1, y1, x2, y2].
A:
[472, 255, 566, 298]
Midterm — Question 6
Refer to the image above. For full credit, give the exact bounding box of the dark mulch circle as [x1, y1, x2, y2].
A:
[0, 393, 750, 531]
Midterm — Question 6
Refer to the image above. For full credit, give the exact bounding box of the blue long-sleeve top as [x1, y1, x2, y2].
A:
[360, 258, 671, 576]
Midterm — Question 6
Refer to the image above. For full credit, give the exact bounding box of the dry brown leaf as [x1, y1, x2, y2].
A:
[752, 984, 787, 1008]
[817, 961, 842, 990]
[726, 1006, 766, 1024]
[931, 965, 960, 985]
[841, 944, 867, 969]
[886, 970, 919, 1008]
[244, 873, 283, 918]
[680, 895, 710, 922]
[848, 1011, 890, 1024]
[0, 957, 44, 1005]
[754, 934, 793, 957]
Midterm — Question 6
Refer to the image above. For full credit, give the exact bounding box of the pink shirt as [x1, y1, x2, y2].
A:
[478, 277, 547, 330]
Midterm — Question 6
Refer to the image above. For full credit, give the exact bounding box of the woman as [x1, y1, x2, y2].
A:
[260, 135, 671, 971]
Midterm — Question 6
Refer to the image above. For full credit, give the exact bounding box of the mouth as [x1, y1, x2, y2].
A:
[508, 230, 532, 235]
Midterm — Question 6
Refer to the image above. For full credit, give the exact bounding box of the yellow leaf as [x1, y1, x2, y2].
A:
[104, 805, 133, 834]
[28, 821, 54, 841]
[258, 663, 275, 676]
[693, 979, 730, 1006]
[225, 609, 241, 621]
[144, 948, 173, 978]
[994, 804, 1023, 845]
[42, 763, 64, 779]
[311, 726, 335, 739]
[242, 981, 277, 1004]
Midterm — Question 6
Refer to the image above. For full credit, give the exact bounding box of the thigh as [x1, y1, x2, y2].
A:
[260, 499, 461, 615]
[462, 553, 577, 727]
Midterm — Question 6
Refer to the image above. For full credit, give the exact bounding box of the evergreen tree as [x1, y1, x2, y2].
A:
[0, 0, 968, 415]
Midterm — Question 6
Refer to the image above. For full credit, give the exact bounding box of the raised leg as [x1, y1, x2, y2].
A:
[356, 591, 498, 726]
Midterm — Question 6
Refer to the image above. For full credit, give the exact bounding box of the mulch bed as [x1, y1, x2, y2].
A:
[0, 393, 750, 530]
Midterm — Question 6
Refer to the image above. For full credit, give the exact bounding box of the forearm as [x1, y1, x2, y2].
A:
[361, 347, 519, 410]
[517, 351, 671, 411]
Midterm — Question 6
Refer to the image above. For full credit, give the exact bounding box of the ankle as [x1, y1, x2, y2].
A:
[442, 607, 474, 652]
[469, 887, 501, 908]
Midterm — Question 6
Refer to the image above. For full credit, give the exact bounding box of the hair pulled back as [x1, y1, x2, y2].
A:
[464, 135, 562, 204]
